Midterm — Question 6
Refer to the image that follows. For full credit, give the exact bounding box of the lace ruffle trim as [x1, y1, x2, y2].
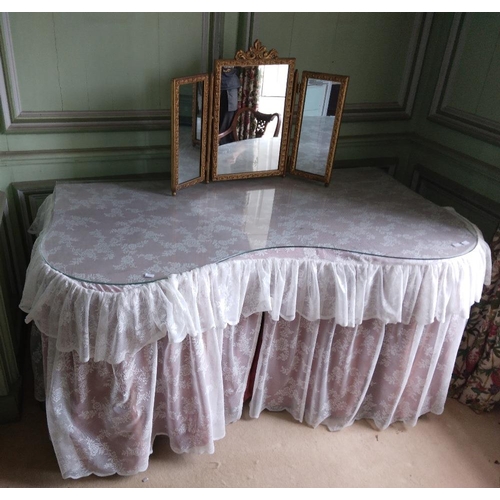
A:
[20, 229, 491, 364]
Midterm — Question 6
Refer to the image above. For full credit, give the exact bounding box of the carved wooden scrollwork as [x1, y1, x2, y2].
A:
[235, 39, 279, 61]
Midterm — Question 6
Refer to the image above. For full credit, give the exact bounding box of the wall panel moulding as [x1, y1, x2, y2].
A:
[428, 13, 500, 147]
[343, 13, 433, 122]
[0, 13, 214, 133]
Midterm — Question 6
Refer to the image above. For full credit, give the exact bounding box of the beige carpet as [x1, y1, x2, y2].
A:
[1, 370, 499, 489]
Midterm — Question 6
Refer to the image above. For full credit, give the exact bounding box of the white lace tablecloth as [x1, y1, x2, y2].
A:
[20, 168, 491, 479]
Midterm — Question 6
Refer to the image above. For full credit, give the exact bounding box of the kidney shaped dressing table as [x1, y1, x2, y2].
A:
[20, 167, 490, 479]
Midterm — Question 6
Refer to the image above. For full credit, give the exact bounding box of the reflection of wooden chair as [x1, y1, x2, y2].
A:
[218, 107, 281, 143]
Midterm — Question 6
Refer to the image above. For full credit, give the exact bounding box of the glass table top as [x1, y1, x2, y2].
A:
[39, 168, 478, 285]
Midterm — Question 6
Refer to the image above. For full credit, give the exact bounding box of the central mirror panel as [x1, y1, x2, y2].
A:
[211, 41, 295, 181]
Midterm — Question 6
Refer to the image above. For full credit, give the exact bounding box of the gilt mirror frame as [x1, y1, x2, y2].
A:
[171, 73, 210, 196]
[289, 71, 349, 187]
[211, 40, 296, 182]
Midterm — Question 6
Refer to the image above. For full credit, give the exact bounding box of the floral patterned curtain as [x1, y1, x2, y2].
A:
[449, 226, 500, 412]
[237, 66, 262, 140]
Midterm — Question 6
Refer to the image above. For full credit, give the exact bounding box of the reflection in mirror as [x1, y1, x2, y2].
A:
[290, 72, 349, 186]
[296, 79, 339, 173]
[212, 41, 295, 181]
[171, 74, 209, 195]
[243, 188, 275, 249]
[216, 64, 290, 176]
[191, 82, 203, 147]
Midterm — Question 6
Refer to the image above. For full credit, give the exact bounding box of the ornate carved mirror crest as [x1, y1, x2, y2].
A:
[234, 39, 278, 60]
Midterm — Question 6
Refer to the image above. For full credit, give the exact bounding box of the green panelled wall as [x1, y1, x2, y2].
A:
[3, 13, 497, 193]
[0, 12, 499, 422]
[0, 191, 21, 422]
[408, 13, 500, 198]
[252, 12, 421, 173]
[446, 14, 500, 122]
[11, 13, 203, 112]
[254, 12, 416, 103]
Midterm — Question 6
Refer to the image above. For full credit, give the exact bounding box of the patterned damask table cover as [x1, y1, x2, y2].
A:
[20, 168, 491, 478]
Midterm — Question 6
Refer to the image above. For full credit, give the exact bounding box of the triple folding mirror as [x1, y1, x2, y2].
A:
[171, 40, 349, 195]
